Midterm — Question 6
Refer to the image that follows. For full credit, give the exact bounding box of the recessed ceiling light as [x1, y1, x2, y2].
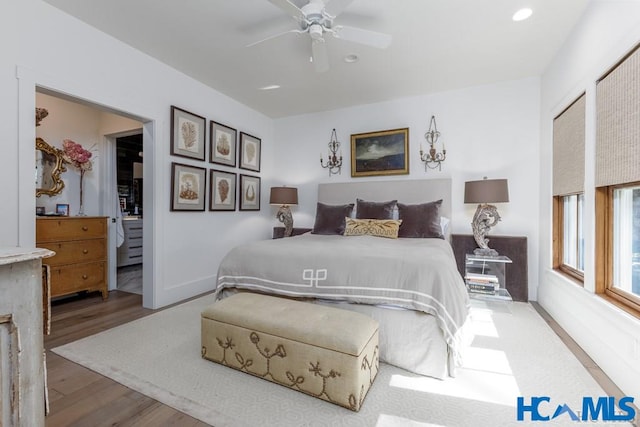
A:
[259, 85, 280, 91]
[512, 8, 533, 21]
[344, 54, 359, 63]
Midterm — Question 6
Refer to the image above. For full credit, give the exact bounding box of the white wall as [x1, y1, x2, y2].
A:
[274, 77, 541, 300]
[3, 0, 275, 308]
[539, 1, 640, 400]
[35, 92, 141, 215]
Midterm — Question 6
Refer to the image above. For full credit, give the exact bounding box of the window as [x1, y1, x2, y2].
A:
[554, 194, 584, 281]
[563, 194, 585, 272]
[552, 94, 585, 282]
[608, 184, 640, 307]
[594, 43, 640, 314]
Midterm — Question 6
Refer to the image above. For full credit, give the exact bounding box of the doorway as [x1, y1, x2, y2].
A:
[32, 88, 151, 306]
[115, 133, 144, 295]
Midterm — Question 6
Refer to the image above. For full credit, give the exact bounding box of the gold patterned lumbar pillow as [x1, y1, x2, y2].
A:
[343, 218, 403, 239]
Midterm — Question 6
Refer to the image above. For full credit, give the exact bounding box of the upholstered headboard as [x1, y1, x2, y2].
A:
[317, 179, 452, 219]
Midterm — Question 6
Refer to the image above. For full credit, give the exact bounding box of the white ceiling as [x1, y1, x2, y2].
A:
[43, 0, 589, 118]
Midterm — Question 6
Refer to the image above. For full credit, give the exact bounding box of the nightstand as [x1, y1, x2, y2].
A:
[451, 234, 528, 301]
[272, 227, 312, 239]
[465, 254, 513, 301]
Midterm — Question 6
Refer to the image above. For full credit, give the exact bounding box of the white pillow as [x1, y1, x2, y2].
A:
[440, 216, 450, 235]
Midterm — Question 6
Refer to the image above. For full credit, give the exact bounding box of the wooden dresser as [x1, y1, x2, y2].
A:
[36, 216, 109, 300]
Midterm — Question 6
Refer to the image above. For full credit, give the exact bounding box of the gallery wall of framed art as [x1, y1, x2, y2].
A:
[169, 105, 262, 213]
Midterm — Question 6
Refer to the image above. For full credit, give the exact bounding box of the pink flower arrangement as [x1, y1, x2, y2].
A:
[62, 139, 93, 171]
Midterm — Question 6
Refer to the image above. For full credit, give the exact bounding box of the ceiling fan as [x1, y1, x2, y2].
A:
[248, 0, 392, 72]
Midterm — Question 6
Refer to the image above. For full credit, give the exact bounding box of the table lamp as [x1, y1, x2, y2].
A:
[464, 177, 509, 256]
[269, 186, 298, 237]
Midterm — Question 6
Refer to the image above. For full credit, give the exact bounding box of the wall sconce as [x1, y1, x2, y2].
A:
[269, 186, 298, 237]
[320, 128, 342, 176]
[464, 177, 510, 256]
[419, 115, 446, 171]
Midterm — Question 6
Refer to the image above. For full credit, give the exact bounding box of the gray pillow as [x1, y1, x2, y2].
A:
[311, 203, 355, 235]
[355, 199, 397, 220]
[397, 200, 444, 239]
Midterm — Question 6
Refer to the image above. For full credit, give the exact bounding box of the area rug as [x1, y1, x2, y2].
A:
[52, 295, 624, 426]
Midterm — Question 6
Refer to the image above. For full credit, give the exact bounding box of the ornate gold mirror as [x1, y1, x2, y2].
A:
[36, 138, 66, 197]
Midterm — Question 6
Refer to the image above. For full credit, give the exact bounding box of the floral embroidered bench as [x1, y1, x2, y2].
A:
[201, 292, 379, 411]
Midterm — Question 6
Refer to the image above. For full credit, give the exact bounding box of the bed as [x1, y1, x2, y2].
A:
[214, 179, 471, 379]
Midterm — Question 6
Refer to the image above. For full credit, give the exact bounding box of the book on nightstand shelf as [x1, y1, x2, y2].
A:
[467, 282, 498, 293]
[465, 272, 500, 293]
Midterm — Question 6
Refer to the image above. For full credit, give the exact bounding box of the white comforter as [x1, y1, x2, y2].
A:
[216, 233, 470, 364]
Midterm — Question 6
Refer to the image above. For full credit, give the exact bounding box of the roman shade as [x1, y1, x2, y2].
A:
[553, 94, 585, 196]
[595, 44, 640, 187]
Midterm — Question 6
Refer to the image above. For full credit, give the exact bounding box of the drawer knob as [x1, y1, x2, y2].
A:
[82, 274, 88, 280]
[82, 226, 89, 231]
[83, 249, 89, 254]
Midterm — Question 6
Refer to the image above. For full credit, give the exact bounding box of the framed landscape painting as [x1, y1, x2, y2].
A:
[170, 106, 206, 161]
[170, 162, 206, 211]
[209, 170, 236, 211]
[210, 120, 237, 167]
[350, 128, 409, 177]
[239, 132, 261, 172]
[239, 174, 260, 211]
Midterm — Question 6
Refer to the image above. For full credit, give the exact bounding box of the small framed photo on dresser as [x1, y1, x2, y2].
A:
[55, 203, 69, 216]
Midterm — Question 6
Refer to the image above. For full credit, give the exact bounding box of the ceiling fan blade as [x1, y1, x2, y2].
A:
[267, 0, 305, 21]
[311, 38, 329, 73]
[324, 0, 357, 18]
[332, 25, 392, 49]
[246, 29, 303, 47]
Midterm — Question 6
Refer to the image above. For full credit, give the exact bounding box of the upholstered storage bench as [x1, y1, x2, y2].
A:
[201, 293, 379, 411]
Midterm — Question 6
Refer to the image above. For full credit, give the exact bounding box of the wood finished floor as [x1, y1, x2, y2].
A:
[44, 291, 210, 427]
[44, 292, 636, 427]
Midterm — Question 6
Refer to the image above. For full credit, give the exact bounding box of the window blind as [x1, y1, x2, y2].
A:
[596, 45, 640, 187]
[553, 94, 586, 196]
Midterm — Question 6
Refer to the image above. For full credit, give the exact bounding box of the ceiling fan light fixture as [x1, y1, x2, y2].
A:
[512, 8, 533, 21]
[344, 54, 359, 63]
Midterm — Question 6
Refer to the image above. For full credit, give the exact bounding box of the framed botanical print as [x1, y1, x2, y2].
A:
[170, 106, 206, 161]
[239, 174, 261, 211]
[210, 121, 237, 167]
[239, 132, 261, 172]
[170, 162, 206, 211]
[350, 128, 410, 177]
[209, 170, 236, 211]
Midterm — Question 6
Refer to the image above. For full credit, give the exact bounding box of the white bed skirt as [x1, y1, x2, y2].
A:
[217, 288, 470, 379]
[313, 300, 452, 379]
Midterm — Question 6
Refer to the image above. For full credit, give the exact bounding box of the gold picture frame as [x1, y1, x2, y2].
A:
[350, 128, 409, 177]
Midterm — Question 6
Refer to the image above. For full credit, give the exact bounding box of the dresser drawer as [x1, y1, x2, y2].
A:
[39, 239, 106, 266]
[125, 235, 143, 247]
[50, 261, 105, 297]
[36, 217, 106, 242]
